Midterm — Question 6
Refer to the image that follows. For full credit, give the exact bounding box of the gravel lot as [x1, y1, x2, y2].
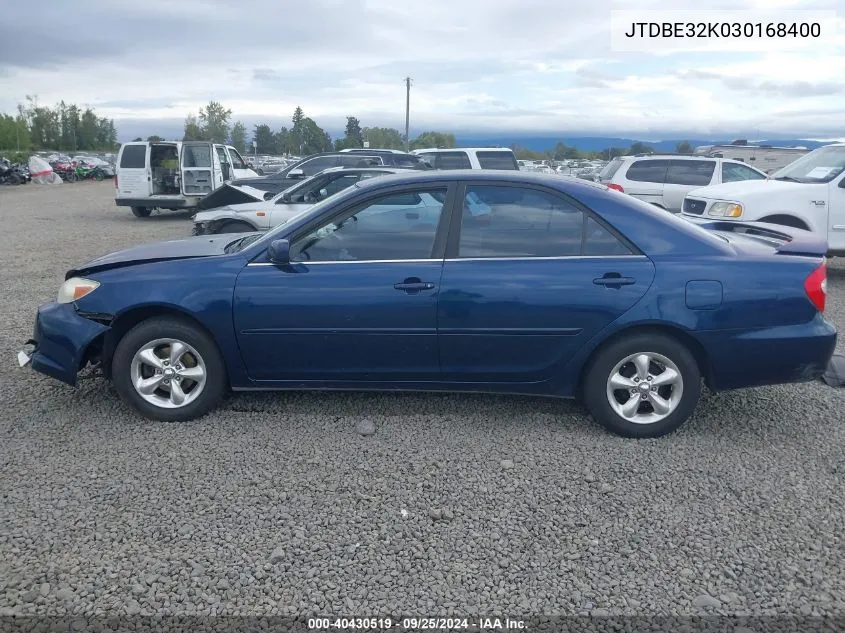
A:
[1, 182, 844, 623]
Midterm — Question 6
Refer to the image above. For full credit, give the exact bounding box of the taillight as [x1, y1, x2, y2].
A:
[114, 174, 118, 189]
[804, 261, 827, 312]
[607, 183, 624, 192]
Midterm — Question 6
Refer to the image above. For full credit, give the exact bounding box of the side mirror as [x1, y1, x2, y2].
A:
[263, 191, 275, 200]
[267, 239, 291, 264]
[288, 168, 305, 179]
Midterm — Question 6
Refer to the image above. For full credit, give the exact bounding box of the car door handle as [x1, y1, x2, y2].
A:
[593, 273, 635, 288]
[394, 278, 436, 293]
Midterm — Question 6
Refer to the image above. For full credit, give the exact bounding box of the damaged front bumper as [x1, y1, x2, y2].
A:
[17, 302, 111, 386]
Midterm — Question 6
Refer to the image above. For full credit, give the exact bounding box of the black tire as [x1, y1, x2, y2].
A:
[131, 206, 151, 218]
[215, 221, 255, 234]
[94, 170, 105, 181]
[582, 332, 701, 438]
[111, 317, 227, 422]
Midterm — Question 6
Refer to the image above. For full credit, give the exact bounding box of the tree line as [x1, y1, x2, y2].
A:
[0, 96, 118, 153]
[160, 101, 459, 156]
[1, 96, 698, 162]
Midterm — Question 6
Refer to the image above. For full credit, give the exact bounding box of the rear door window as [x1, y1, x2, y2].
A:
[476, 151, 518, 170]
[119, 145, 146, 168]
[456, 185, 633, 258]
[624, 160, 670, 183]
[666, 160, 716, 186]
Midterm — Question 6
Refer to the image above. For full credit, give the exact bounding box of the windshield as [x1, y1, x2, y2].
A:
[271, 173, 326, 203]
[771, 145, 845, 183]
[227, 183, 365, 253]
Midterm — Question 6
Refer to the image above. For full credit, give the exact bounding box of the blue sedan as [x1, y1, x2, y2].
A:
[18, 170, 836, 438]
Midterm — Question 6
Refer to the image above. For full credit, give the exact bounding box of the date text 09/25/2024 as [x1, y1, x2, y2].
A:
[308, 617, 526, 630]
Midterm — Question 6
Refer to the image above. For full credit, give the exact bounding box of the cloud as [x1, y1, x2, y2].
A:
[0, 0, 842, 140]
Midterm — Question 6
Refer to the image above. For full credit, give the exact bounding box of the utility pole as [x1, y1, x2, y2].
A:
[404, 77, 412, 152]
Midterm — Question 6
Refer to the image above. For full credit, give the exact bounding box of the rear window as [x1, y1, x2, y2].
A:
[119, 145, 146, 169]
[476, 151, 518, 170]
[598, 157, 624, 180]
[666, 160, 716, 186]
[625, 159, 670, 183]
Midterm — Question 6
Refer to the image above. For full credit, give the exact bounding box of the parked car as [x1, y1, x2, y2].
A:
[115, 141, 258, 217]
[225, 151, 426, 196]
[680, 143, 845, 256]
[597, 155, 768, 212]
[412, 147, 519, 170]
[191, 167, 407, 235]
[18, 171, 835, 438]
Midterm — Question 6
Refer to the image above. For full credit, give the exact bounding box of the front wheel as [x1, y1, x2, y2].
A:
[112, 317, 227, 421]
[582, 333, 701, 438]
[131, 206, 151, 218]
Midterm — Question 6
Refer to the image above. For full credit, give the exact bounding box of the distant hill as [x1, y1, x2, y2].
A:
[453, 134, 829, 153]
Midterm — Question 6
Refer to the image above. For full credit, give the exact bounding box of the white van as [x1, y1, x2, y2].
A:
[114, 141, 258, 217]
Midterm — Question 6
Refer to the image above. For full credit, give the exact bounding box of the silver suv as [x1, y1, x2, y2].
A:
[597, 154, 767, 212]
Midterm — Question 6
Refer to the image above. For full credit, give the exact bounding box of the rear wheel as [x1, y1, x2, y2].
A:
[112, 317, 227, 421]
[582, 333, 701, 438]
[131, 206, 151, 218]
[215, 221, 255, 234]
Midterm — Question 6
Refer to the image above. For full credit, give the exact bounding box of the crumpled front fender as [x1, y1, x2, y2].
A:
[28, 302, 111, 386]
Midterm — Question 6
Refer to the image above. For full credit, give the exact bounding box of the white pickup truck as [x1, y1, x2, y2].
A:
[681, 143, 845, 256]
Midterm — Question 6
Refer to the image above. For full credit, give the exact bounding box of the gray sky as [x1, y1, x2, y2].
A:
[1, 0, 844, 140]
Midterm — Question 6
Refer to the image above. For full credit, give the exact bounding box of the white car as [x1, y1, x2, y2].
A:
[681, 143, 845, 256]
[191, 167, 405, 235]
[597, 154, 768, 212]
[412, 147, 519, 170]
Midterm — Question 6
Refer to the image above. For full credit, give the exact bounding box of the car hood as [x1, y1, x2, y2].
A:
[196, 183, 269, 211]
[67, 234, 250, 278]
[687, 178, 813, 200]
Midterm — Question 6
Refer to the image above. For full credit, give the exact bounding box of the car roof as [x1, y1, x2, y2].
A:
[413, 147, 514, 153]
[620, 154, 723, 161]
[351, 168, 609, 193]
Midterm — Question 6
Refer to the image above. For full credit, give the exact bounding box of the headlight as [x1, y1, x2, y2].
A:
[57, 277, 100, 303]
[707, 202, 743, 218]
